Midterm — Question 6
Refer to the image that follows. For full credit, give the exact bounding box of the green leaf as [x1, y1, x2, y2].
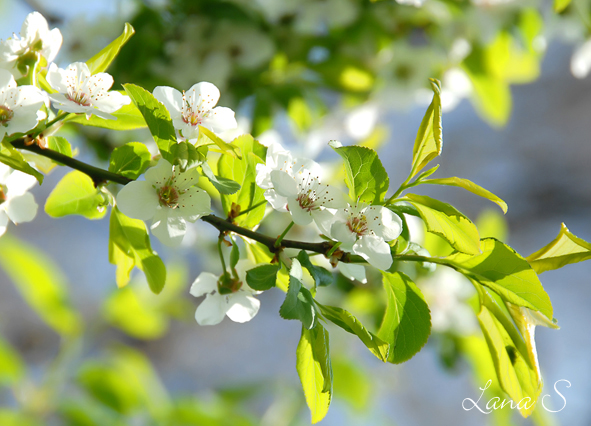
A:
[47, 136, 72, 159]
[296, 323, 332, 424]
[0, 336, 25, 385]
[554, 0, 571, 12]
[0, 142, 43, 184]
[331, 357, 371, 412]
[170, 141, 207, 171]
[67, 101, 147, 130]
[109, 142, 151, 179]
[229, 239, 240, 270]
[218, 135, 267, 228]
[279, 275, 316, 329]
[419, 177, 508, 214]
[446, 238, 553, 320]
[377, 272, 431, 364]
[123, 84, 176, 162]
[109, 207, 166, 294]
[198, 126, 241, 159]
[317, 303, 389, 362]
[45, 171, 107, 219]
[404, 193, 480, 255]
[410, 79, 442, 178]
[201, 162, 241, 195]
[246, 264, 280, 291]
[296, 251, 333, 287]
[526, 223, 591, 274]
[86, 23, 135, 74]
[329, 141, 389, 204]
[0, 234, 83, 336]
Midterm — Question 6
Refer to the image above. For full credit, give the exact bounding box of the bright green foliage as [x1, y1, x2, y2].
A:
[332, 357, 372, 412]
[410, 79, 442, 178]
[47, 136, 73, 159]
[45, 171, 107, 219]
[317, 303, 389, 362]
[86, 23, 135, 74]
[329, 141, 389, 204]
[404, 193, 480, 255]
[217, 135, 267, 228]
[109, 142, 151, 179]
[296, 251, 333, 288]
[287, 97, 312, 132]
[446, 238, 553, 320]
[109, 207, 166, 294]
[0, 411, 41, 426]
[199, 126, 241, 159]
[0, 234, 83, 336]
[526, 223, 591, 274]
[67, 101, 147, 130]
[554, 0, 571, 12]
[419, 176, 508, 213]
[123, 84, 176, 162]
[378, 272, 431, 364]
[296, 323, 332, 424]
[170, 142, 207, 171]
[0, 142, 44, 183]
[279, 275, 317, 330]
[245, 264, 280, 291]
[0, 336, 25, 385]
[201, 162, 241, 195]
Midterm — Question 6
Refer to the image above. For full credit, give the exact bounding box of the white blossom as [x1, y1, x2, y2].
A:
[190, 259, 261, 326]
[153, 82, 237, 141]
[0, 69, 47, 139]
[0, 163, 38, 236]
[330, 203, 402, 271]
[116, 159, 211, 247]
[256, 143, 345, 232]
[0, 12, 62, 76]
[46, 62, 131, 120]
[571, 39, 591, 79]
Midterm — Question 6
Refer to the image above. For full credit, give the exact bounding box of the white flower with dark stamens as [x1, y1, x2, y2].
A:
[0, 69, 47, 139]
[0, 163, 38, 236]
[256, 143, 345, 230]
[190, 259, 261, 326]
[0, 12, 63, 76]
[46, 62, 131, 120]
[116, 159, 212, 247]
[330, 203, 402, 270]
[153, 82, 237, 140]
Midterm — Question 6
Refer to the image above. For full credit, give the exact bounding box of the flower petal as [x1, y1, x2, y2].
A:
[5, 170, 36, 195]
[116, 181, 159, 221]
[186, 81, 220, 111]
[153, 86, 183, 117]
[177, 187, 211, 222]
[287, 197, 313, 226]
[172, 166, 200, 191]
[195, 293, 227, 325]
[150, 208, 187, 246]
[353, 235, 393, 270]
[270, 170, 298, 198]
[0, 211, 8, 236]
[311, 208, 336, 236]
[330, 221, 357, 251]
[201, 106, 237, 134]
[4, 192, 37, 223]
[225, 293, 261, 323]
[190, 272, 219, 297]
[338, 262, 367, 284]
[365, 206, 402, 241]
[145, 159, 173, 186]
[264, 189, 288, 212]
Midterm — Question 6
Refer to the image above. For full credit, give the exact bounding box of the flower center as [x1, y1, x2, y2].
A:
[347, 214, 369, 237]
[182, 111, 203, 126]
[66, 88, 92, 107]
[158, 185, 179, 208]
[297, 191, 317, 211]
[0, 105, 14, 127]
[217, 273, 243, 295]
[181, 91, 209, 127]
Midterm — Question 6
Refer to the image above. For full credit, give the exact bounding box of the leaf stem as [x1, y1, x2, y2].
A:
[275, 221, 294, 248]
[218, 235, 228, 273]
[235, 200, 267, 218]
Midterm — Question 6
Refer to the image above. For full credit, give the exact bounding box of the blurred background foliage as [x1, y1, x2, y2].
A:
[1, 0, 591, 424]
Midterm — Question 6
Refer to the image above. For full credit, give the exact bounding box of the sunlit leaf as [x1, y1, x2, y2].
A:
[201, 162, 241, 195]
[0, 336, 25, 385]
[410, 79, 442, 178]
[296, 251, 333, 288]
[554, 0, 571, 12]
[198, 126, 241, 159]
[67, 101, 147, 130]
[0, 142, 43, 184]
[279, 274, 316, 329]
[246, 264, 280, 291]
[86, 23, 135, 74]
[45, 171, 107, 219]
[109, 142, 151, 179]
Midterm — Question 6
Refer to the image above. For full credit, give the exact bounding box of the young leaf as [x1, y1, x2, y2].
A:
[554, 0, 571, 13]
[329, 141, 389, 204]
[170, 141, 206, 171]
[229, 239, 240, 270]
[297, 251, 333, 287]
[45, 171, 107, 219]
[446, 238, 553, 320]
[316, 303, 389, 362]
[123, 84, 176, 162]
[377, 272, 431, 364]
[86, 23, 135, 74]
[0, 142, 43, 184]
[296, 323, 332, 424]
[109, 142, 151, 179]
[419, 176, 508, 213]
[0, 234, 83, 336]
[246, 264, 280, 291]
[198, 126, 241, 159]
[410, 79, 442, 178]
[67, 101, 147, 130]
[218, 135, 267, 228]
[0, 337, 25, 385]
[526, 223, 591, 274]
[404, 193, 480, 255]
[279, 275, 316, 329]
[109, 207, 166, 294]
[201, 162, 241, 195]
[47, 136, 72, 158]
